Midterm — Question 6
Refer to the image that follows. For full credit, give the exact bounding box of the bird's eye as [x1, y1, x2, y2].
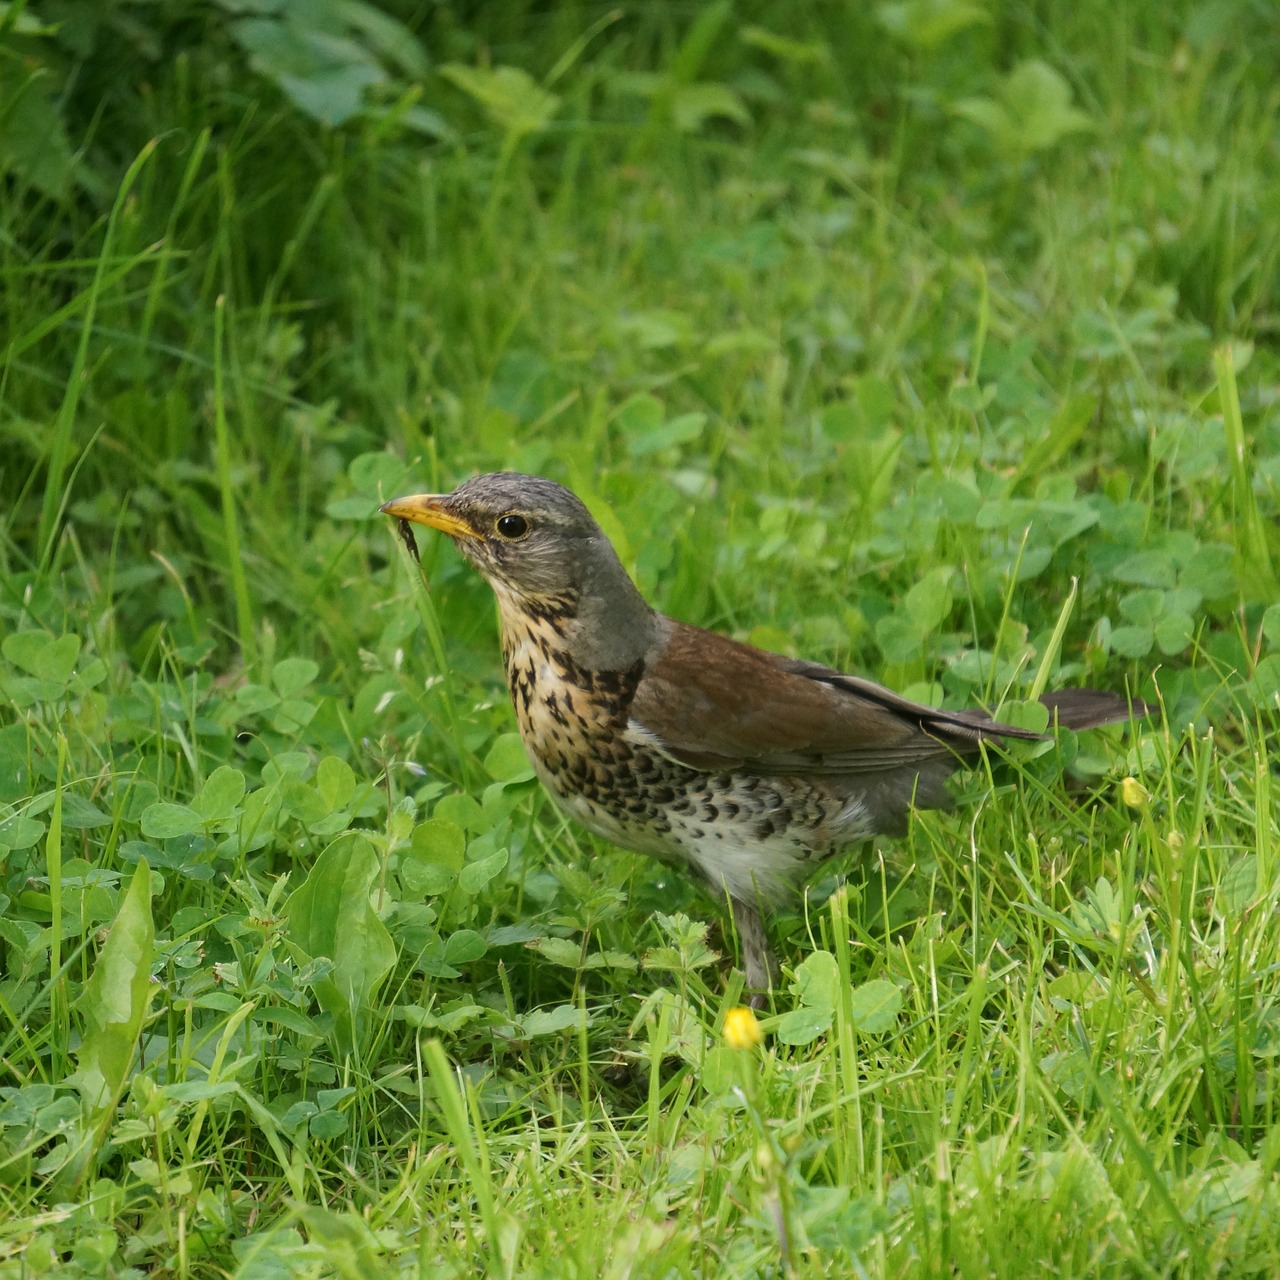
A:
[495, 513, 530, 540]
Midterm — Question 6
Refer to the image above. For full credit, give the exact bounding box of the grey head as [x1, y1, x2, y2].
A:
[380, 472, 659, 669]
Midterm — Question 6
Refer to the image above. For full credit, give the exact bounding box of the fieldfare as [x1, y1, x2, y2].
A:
[382, 473, 1142, 1002]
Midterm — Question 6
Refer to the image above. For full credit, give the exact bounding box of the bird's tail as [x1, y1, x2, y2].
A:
[1039, 688, 1148, 731]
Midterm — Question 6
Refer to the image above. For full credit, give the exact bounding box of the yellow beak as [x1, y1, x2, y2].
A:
[378, 494, 480, 539]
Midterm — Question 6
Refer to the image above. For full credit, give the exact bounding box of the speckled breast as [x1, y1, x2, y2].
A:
[498, 615, 868, 904]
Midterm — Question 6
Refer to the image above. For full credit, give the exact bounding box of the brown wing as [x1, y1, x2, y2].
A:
[629, 621, 1044, 777]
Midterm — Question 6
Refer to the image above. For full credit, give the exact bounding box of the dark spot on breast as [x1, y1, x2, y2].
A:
[524, 591, 578, 629]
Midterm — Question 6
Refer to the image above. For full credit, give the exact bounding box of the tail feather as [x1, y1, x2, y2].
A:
[1038, 688, 1148, 731]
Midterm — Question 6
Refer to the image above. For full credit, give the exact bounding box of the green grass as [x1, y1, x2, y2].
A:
[2, 1, 1279, 1275]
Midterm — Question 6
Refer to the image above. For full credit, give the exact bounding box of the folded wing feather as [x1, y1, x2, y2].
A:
[629, 622, 1053, 777]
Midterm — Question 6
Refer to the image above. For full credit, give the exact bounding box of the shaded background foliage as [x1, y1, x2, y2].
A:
[3, 0, 1276, 703]
[4, 2, 1278, 638]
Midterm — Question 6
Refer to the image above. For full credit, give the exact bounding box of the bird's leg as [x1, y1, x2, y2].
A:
[730, 893, 776, 1010]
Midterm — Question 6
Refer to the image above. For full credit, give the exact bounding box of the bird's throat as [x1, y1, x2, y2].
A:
[488, 549, 660, 677]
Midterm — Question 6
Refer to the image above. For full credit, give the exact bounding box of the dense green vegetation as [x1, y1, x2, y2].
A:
[2, 1, 1278, 1274]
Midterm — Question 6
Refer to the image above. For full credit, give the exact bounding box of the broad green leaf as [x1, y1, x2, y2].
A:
[776, 1006, 833, 1046]
[69, 860, 155, 1112]
[443, 929, 487, 966]
[272, 658, 319, 697]
[440, 63, 559, 137]
[285, 833, 396, 1057]
[614, 394, 665, 435]
[614, 310, 694, 353]
[1181, 543, 1235, 599]
[316, 757, 356, 810]
[481, 779, 528, 826]
[194, 766, 246, 821]
[483, 734, 534, 783]
[339, 3, 429, 77]
[975, 498, 1037, 530]
[235, 683, 280, 714]
[904, 567, 954, 633]
[3, 631, 80, 682]
[58, 793, 112, 830]
[529, 936, 584, 968]
[578, 947, 639, 970]
[624, 409, 706, 454]
[1165, 585, 1203, 615]
[844, 429, 903, 526]
[310, 1111, 348, 1140]
[400, 859, 456, 897]
[0, 71, 78, 200]
[486, 924, 543, 947]
[411, 819, 465, 870]
[282, 778, 328, 825]
[396, 1003, 487, 1032]
[161, 1080, 239, 1104]
[1153, 611, 1195, 655]
[952, 95, 1013, 141]
[1043, 501, 1101, 548]
[954, 59, 1093, 157]
[1110, 550, 1177, 589]
[349, 450, 411, 496]
[262, 752, 311, 783]
[233, 16, 384, 126]
[120, 780, 159, 823]
[1119, 589, 1165, 626]
[875, 614, 923, 663]
[791, 950, 840, 1012]
[140, 802, 202, 839]
[1047, 971, 1105, 1008]
[1219, 856, 1257, 915]
[520, 1005, 583, 1037]
[699, 1045, 742, 1094]
[272, 697, 317, 733]
[848, 979, 903, 1033]
[1109, 625, 1155, 659]
[458, 847, 508, 894]
[0, 814, 45, 849]
[250, 1005, 325, 1038]
[1015, 545, 1054, 581]
[434, 793, 487, 833]
[326, 495, 380, 520]
[999, 59, 1094, 150]
[281, 1101, 319, 1133]
[948, 380, 997, 414]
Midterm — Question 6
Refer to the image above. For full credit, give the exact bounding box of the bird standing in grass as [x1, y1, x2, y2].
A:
[382, 473, 1141, 1003]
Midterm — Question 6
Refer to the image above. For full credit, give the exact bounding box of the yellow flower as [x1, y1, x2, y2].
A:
[723, 1005, 763, 1050]
[1119, 777, 1150, 810]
